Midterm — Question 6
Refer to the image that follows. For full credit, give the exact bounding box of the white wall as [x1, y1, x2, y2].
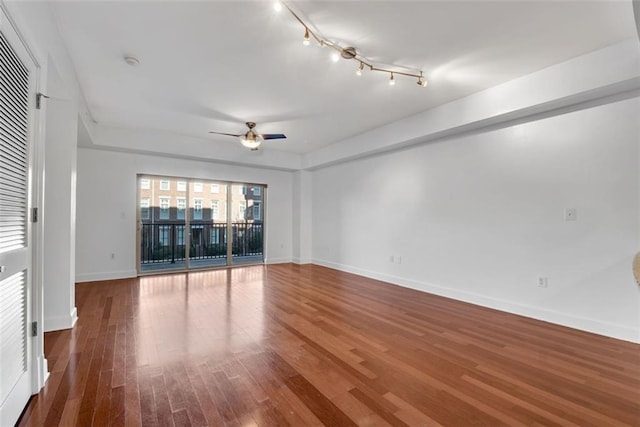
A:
[292, 170, 313, 263]
[42, 60, 78, 332]
[312, 97, 640, 343]
[75, 148, 294, 282]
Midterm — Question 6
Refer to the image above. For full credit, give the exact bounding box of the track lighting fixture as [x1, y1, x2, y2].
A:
[273, 1, 282, 12]
[417, 72, 428, 87]
[303, 28, 310, 46]
[277, 1, 427, 88]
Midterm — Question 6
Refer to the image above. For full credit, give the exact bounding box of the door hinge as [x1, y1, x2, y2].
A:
[32, 207, 38, 223]
[32, 321, 38, 337]
[35, 92, 49, 110]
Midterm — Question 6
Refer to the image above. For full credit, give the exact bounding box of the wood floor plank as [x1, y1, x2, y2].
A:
[17, 264, 640, 426]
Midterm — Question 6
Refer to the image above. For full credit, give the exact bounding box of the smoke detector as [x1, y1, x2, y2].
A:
[124, 55, 140, 66]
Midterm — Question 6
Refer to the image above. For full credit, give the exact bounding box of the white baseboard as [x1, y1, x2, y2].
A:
[312, 258, 639, 344]
[75, 270, 137, 283]
[292, 257, 312, 264]
[44, 306, 78, 332]
[32, 353, 49, 392]
[266, 257, 292, 264]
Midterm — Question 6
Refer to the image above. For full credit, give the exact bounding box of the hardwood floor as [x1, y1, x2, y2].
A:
[18, 264, 640, 426]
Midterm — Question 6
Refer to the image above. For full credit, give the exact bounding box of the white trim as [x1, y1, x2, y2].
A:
[312, 258, 640, 344]
[292, 257, 312, 264]
[266, 257, 292, 265]
[76, 270, 137, 283]
[43, 306, 77, 332]
[33, 353, 49, 391]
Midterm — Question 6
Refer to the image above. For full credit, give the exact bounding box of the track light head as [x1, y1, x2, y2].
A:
[356, 62, 364, 76]
[389, 73, 396, 86]
[273, 1, 282, 12]
[303, 28, 310, 46]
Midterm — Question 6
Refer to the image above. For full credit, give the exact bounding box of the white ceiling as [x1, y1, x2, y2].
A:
[52, 0, 637, 154]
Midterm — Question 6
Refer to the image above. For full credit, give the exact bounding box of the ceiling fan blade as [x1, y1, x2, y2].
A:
[208, 131, 242, 137]
[260, 134, 287, 140]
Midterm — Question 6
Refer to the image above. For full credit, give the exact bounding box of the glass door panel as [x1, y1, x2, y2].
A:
[230, 183, 264, 264]
[188, 180, 228, 268]
[139, 176, 187, 272]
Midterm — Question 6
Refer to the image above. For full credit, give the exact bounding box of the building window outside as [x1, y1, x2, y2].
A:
[159, 226, 170, 246]
[253, 187, 261, 196]
[192, 225, 204, 246]
[210, 227, 222, 245]
[194, 182, 203, 193]
[177, 227, 185, 246]
[252, 201, 261, 220]
[160, 180, 170, 191]
[238, 185, 246, 195]
[238, 201, 246, 220]
[177, 198, 186, 220]
[193, 199, 203, 220]
[177, 181, 187, 192]
[211, 183, 219, 193]
[160, 197, 170, 219]
[140, 198, 150, 220]
[211, 200, 219, 220]
[140, 179, 150, 189]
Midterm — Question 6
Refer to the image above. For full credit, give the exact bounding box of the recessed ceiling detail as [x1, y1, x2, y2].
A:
[276, 1, 428, 88]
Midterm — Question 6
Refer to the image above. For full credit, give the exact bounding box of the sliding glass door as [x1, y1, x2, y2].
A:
[230, 183, 264, 265]
[188, 180, 228, 269]
[137, 176, 264, 273]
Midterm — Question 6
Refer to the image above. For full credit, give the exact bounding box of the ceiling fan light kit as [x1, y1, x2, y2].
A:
[210, 122, 286, 151]
[275, 0, 428, 88]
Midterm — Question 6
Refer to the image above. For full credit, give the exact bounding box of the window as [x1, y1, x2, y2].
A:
[253, 187, 261, 196]
[140, 179, 150, 189]
[210, 227, 222, 245]
[211, 200, 219, 220]
[177, 227, 185, 246]
[238, 185, 246, 195]
[193, 199, 203, 220]
[177, 181, 187, 192]
[192, 225, 204, 245]
[140, 198, 150, 220]
[238, 201, 246, 220]
[211, 183, 219, 193]
[159, 197, 170, 219]
[159, 226, 170, 246]
[177, 198, 186, 220]
[193, 182, 203, 192]
[252, 201, 262, 220]
[160, 180, 170, 191]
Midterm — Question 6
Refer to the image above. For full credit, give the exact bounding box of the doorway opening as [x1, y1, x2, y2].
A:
[137, 176, 265, 273]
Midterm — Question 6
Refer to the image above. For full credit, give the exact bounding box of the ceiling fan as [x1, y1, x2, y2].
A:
[209, 122, 286, 151]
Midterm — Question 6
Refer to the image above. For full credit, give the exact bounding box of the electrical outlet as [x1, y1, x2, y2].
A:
[389, 255, 395, 263]
[537, 277, 548, 288]
[110, 253, 115, 260]
[397, 256, 402, 265]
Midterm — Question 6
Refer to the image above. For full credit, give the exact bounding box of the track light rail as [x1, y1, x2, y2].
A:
[277, 1, 428, 88]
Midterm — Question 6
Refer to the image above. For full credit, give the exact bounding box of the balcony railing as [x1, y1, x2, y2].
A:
[140, 222, 263, 265]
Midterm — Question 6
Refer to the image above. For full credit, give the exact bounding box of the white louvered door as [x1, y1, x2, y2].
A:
[0, 8, 37, 426]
